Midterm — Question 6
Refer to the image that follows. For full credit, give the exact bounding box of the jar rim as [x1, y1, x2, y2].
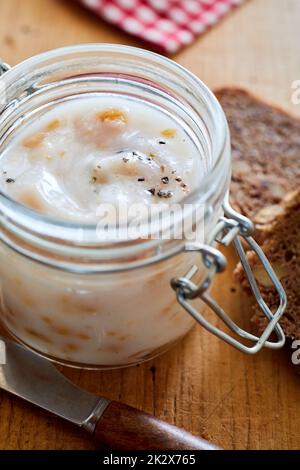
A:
[0, 43, 230, 249]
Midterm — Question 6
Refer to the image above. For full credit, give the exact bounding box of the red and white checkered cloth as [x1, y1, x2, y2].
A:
[80, 0, 246, 53]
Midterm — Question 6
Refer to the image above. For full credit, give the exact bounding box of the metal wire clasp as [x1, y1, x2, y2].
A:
[171, 198, 287, 354]
[0, 60, 11, 77]
[0, 60, 10, 109]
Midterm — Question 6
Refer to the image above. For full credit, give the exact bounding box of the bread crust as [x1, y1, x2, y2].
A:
[215, 87, 300, 244]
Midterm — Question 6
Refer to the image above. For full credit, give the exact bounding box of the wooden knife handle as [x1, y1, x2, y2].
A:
[93, 401, 220, 450]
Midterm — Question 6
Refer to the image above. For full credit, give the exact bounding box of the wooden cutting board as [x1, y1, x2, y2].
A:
[0, 0, 299, 450]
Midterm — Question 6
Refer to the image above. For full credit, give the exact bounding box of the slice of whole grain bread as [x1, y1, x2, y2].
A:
[215, 88, 300, 242]
[235, 189, 300, 341]
[216, 87, 300, 342]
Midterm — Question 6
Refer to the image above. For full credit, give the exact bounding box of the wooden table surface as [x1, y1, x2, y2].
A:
[0, 0, 299, 450]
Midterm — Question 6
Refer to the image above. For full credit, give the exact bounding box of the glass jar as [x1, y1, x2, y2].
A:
[0, 45, 286, 369]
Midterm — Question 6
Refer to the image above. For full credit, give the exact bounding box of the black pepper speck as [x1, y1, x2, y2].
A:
[157, 189, 173, 198]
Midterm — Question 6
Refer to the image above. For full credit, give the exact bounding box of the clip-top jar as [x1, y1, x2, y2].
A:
[0, 45, 286, 369]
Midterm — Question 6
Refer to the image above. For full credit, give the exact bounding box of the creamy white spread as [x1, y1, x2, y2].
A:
[0, 96, 201, 221]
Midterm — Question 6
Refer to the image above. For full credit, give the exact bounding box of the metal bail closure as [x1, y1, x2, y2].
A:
[0, 60, 11, 109]
[171, 199, 287, 354]
[0, 60, 11, 76]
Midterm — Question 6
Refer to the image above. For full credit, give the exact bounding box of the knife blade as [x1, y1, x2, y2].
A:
[0, 338, 220, 450]
[0, 337, 109, 427]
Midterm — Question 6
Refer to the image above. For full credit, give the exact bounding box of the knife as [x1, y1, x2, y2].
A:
[0, 338, 220, 450]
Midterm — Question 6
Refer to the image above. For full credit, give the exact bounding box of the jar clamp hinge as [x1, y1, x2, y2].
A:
[171, 198, 287, 354]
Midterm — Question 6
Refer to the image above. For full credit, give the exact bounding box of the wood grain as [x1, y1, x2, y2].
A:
[0, 0, 299, 450]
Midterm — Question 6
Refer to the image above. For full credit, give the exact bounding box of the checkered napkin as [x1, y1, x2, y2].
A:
[80, 0, 245, 53]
